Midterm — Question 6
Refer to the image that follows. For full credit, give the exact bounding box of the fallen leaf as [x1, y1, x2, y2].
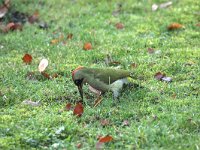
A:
[162, 76, 172, 82]
[50, 39, 59, 44]
[168, 23, 183, 30]
[100, 119, 110, 126]
[67, 33, 73, 39]
[9, 22, 23, 31]
[73, 102, 84, 117]
[22, 100, 40, 107]
[83, 42, 92, 50]
[147, 48, 155, 54]
[66, 103, 72, 111]
[0, 0, 10, 18]
[154, 72, 165, 80]
[159, 1, 173, 9]
[38, 58, 48, 72]
[122, 120, 129, 126]
[94, 96, 103, 107]
[99, 135, 113, 143]
[115, 22, 124, 29]
[41, 72, 50, 79]
[152, 4, 159, 11]
[76, 143, 82, 149]
[28, 11, 39, 24]
[22, 53, 32, 64]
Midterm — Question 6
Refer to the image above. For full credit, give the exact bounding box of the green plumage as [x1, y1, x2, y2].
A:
[73, 67, 132, 93]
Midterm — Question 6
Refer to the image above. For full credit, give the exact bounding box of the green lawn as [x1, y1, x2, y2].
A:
[0, 0, 200, 149]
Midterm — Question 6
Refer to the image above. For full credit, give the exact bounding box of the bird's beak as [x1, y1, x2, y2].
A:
[78, 84, 83, 101]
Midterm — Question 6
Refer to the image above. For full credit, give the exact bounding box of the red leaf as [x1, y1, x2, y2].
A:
[168, 23, 183, 30]
[28, 11, 39, 24]
[73, 102, 84, 117]
[154, 72, 165, 80]
[67, 33, 73, 39]
[115, 22, 124, 29]
[41, 72, 50, 79]
[66, 103, 72, 111]
[76, 143, 82, 149]
[99, 135, 113, 143]
[83, 42, 92, 50]
[22, 53, 32, 64]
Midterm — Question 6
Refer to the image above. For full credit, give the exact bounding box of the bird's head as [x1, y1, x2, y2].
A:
[72, 66, 85, 100]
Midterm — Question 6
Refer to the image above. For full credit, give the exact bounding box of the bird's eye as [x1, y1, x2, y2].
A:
[74, 78, 83, 86]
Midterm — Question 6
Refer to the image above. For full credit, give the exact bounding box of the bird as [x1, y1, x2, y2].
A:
[72, 66, 136, 103]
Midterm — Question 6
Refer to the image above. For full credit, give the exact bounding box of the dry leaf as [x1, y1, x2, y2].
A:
[160, 1, 173, 9]
[52, 73, 59, 78]
[196, 23, 200, 27]
[83, 42, 92, 50]
[99, 135, 113, 143]
[41, 72, 50, 79]
[0, 0, 10, 18]
[152, 4, 159, 11]
[73, 102, 84, 117]
[67, 33, 73, 39]
[38, 58, 48, 72]
[22, 53, 32, 64]
[154, 72, 165, 80]
[76, 143, 82, 149]
[168, 23, 183, 30]
[28, 11, 39, 24]
[94, 96, 103, 107]
[162, 76, 172, 82]
[50, 39, 59, 44]
[66, 103, 72, 111]
[22, 100, 40, 107]
[115, 22, 124, 29]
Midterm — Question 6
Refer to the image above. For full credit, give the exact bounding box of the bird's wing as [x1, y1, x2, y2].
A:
[92, 68, 130, 84]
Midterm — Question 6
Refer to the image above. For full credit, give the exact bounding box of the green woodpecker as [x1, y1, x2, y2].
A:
[72, 66, 135, 101]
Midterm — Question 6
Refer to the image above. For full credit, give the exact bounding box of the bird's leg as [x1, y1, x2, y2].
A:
[88, 85, 103, 107]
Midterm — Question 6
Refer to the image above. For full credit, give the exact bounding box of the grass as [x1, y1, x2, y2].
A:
[0, 0, 200, 149]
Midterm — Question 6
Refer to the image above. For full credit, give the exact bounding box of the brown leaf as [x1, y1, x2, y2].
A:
[154, 72, 165, 80]
[41, 72, 50, 79]
[168, 23, 183, 30]
[66, 103, 72, 111]
[94, 96, 103, 107]
[196, 23, 200, 27]
[22, 53, 32, 64]
[99, 135, 113, 143]
[83, 42, 92, 50]
[50, 39, 59, 45]
[73, 102, 84, 117]
[100, 119, 110, 126]
[67, 33, 73, 39]
[115, 22, 124, 29]
[76, 143, 82, 149]
[147, 48, 155, 54]
[9, 22, 23, 31]
[28, 11, 39, 24]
